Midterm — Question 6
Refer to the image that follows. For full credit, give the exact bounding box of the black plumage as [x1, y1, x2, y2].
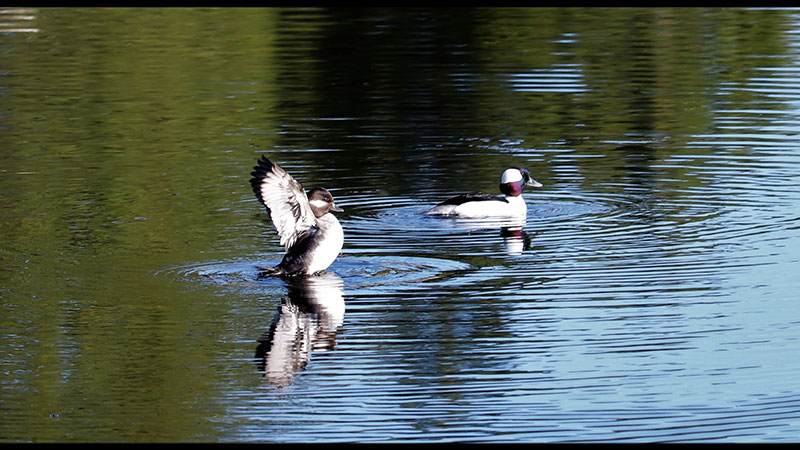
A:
[436, 192, 509, 206]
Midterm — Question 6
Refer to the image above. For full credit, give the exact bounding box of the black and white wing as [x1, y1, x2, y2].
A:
[423, 192, 510, 216]
[250, 156, 317, 250]
[436, 192, 508, 206]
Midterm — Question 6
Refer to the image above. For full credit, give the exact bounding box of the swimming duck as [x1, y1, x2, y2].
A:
[423, 167, 542, 218]
[250, 156, 344, 276]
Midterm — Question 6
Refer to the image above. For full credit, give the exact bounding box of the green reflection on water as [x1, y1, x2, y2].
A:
[1, 7, 798, 442]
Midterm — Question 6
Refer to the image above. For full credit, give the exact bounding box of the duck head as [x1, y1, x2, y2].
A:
[499, 167, 543, 197]
[308, 187, 343, 218]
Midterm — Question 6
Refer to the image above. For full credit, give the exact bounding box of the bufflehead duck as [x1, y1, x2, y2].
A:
[423, 167, 542, 218]
[250, 156, 344, 277]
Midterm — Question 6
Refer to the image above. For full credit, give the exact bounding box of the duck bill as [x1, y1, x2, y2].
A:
[329, 203, 344, 213]
[526, 179, 543, 188]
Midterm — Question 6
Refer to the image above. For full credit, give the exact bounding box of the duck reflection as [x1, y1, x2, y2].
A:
[500, 225, 532, 255]
[255, 271, 345, 387]
[450, 216, 532, 255]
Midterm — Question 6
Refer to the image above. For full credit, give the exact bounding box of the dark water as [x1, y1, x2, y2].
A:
[2, 7, 800, 443]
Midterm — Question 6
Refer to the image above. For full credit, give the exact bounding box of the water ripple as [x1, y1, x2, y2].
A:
[156, 254, 472, 294]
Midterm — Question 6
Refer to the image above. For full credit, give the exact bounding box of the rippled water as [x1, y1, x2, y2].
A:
[2, 7, 800, 443]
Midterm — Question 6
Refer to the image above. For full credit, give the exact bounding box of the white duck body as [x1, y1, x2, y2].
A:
[427, 193, 528, 218]
[301, 211, 343, 275]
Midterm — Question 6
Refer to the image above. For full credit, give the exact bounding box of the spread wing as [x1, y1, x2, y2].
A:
[250, 156, 316, 250]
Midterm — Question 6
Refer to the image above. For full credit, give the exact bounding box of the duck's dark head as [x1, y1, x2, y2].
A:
[499, 167, 542, 197]
[307, 187, 343, 218]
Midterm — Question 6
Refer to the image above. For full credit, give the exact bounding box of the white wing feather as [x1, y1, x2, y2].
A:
[250, 157, 316, 250]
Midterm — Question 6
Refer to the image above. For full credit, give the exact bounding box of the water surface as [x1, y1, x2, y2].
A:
[2, 7, 800, 443]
